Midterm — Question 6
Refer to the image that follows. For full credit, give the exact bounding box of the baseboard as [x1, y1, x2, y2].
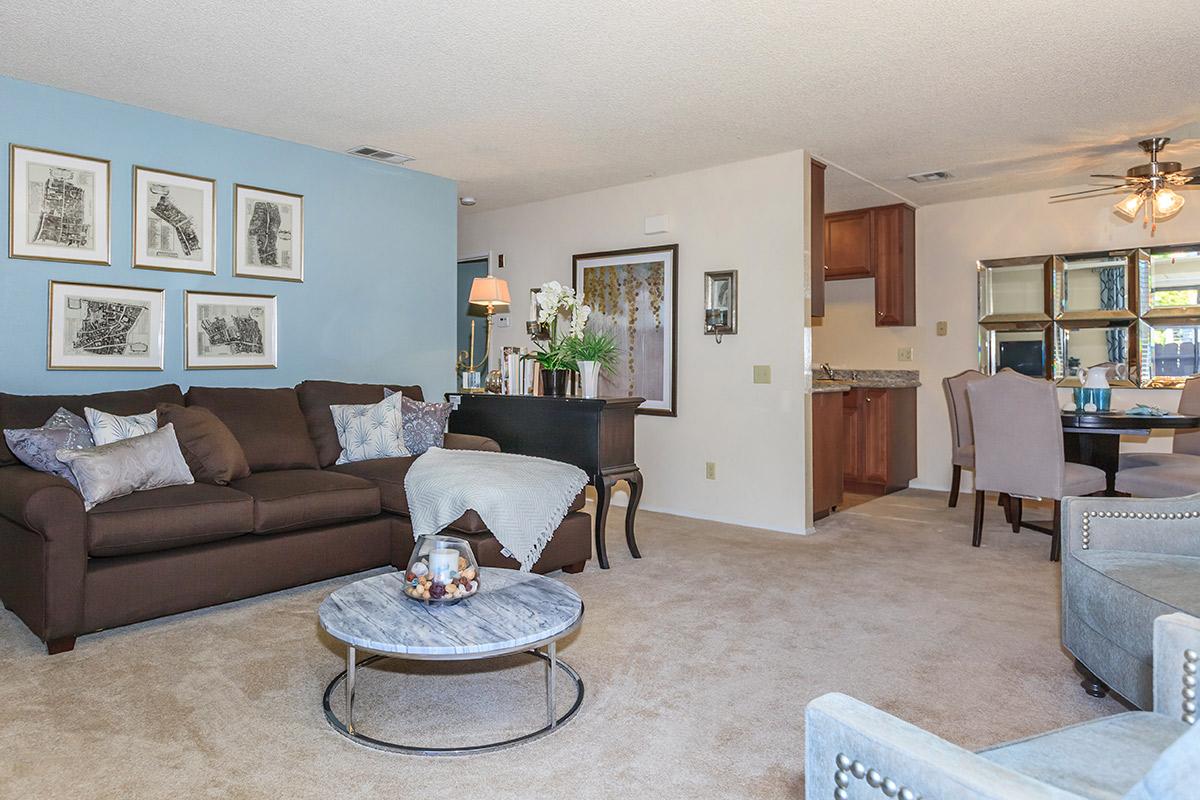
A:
[629, 502, 810, 536]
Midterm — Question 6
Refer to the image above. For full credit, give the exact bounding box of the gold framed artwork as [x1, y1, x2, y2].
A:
[185, 290, 278, 369]
[132, 166, 216, 274]
[10, 144, 111, 265]
[233, 184, 303, 282]
[47, 281, 165, 370]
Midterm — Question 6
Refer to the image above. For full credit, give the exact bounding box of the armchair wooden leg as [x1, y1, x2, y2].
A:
[948, 465, 961, 508]
[1010, 497, 1022, 533]
[47, 636, 76, 655]
[1050, 500, 1062, 562]
[972, 490, 985, 548]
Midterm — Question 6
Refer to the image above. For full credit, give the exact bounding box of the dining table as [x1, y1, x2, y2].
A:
[1061, 409, 1200, 494]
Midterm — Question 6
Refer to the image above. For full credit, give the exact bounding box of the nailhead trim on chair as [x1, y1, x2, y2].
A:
[1185, 649, 1198, 725]
[1078, 509, 1200, 550]
[835, 753, 920, 800]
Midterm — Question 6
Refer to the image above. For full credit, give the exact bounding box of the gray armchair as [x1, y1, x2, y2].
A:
[804, 614, 1199, 800]
[1061, 492, 1200, 707]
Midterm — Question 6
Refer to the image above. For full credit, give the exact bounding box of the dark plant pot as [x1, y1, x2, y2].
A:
[542, 369, 571, 397]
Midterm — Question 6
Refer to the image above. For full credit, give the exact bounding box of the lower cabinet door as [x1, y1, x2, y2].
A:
[861, 389, 891, 484]
[842, 392, 862, 482]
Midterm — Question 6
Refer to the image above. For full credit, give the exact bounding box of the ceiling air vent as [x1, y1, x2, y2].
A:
[346, 145, 414, 166]
[907, 170, 954, 183]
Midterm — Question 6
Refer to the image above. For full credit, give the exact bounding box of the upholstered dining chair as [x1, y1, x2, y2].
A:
[941, 369, 986, 508]
[967, 370, 1107, 560]
[1119, 374, 1200, 472]
[1116, 375, 1200, 498]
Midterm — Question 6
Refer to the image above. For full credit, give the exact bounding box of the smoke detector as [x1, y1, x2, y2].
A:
[460, 196, 477, 206]
[346, 145, 414, 166]
[907, 170, 954, 183]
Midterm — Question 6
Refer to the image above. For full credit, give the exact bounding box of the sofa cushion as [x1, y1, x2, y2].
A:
[87, 483, 254, 557]
[445, 489, 587, 534]
[230, 469, 380, 534]
[185, 387, 319, 471]
[0, 384, 184, 466]
[157, 403, 251, 485]
[295, 380, 424, 467]
[326, 456, 417, 514]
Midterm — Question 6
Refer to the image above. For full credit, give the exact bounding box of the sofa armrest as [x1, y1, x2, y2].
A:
[804, 693, 1086, 800]
[0, 465, 85, 537]
[442, 433, 501, 453]
[1062, 494, 1200, 559]
[1153, 613, 1200, 724]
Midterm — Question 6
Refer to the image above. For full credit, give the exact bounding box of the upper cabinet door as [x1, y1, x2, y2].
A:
[873, 204, 916, 326]
[811, 160, 827, 317]
[824, 209, 873, 280]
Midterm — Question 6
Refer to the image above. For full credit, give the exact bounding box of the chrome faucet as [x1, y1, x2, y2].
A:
[820, 362, 836, 380]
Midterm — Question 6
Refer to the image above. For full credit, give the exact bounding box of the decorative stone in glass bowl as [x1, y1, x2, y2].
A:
[403, 534, 480, 604]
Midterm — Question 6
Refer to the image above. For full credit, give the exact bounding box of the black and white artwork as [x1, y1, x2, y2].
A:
[10, 145, 110, 265]
[233, 184, 303, 281]
[185, 291, 277, 369]
[48, 281, 164, 370]
[134, 167, 216, 274]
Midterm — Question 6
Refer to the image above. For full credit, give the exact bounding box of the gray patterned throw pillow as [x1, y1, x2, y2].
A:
[3, 408, 95, 487]
[330, 392, 410, 464]
[384, 388, 451, 455]
[85, 407, 158, 446]
[56, 423, 194, 511]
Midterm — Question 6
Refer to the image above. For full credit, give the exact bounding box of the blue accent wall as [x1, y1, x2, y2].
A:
[0, 76, 457, 397]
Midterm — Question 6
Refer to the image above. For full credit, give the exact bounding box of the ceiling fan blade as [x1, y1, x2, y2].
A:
[1173, 165, 1200, 178]
[1050, 185, 1128, 199]
[1089, 174, 1132, 180]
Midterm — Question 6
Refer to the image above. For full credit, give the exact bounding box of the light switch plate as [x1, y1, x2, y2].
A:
[753, 365, 772, 384]
[936, 320, 948, 336]
[495, 313, 510, 328]
[705, 462, 716, 480]
[897, 346, 913, 362]
[644, 214, 669, 234]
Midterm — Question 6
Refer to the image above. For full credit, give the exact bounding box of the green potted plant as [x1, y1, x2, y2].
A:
[568, 328, 617, 398]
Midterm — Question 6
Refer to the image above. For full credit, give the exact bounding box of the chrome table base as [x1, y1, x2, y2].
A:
[322, 643, 584, 756]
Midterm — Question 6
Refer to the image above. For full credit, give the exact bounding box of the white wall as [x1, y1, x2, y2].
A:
[459, 151, 810, 533]
[813, 187, 1200, 491]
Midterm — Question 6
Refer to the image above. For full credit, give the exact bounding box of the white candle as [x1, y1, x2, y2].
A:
[429, 548, 458, 583]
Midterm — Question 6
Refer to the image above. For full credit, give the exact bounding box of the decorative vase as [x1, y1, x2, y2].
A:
[542, 369, 570, 397]
[578, 360, 601, 398]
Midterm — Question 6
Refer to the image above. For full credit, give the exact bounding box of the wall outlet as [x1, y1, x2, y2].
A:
[494, 313, 510, 328]
[753, 364, 772, 384]
[897, 346, 913, 362]
[705, 462, 717, 480]
[936, 320, 948, 336]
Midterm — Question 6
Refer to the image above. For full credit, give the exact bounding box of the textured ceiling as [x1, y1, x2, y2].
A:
[4, 1, 1200, 212]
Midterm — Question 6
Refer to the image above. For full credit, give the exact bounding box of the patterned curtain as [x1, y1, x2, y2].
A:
[1099, 266, 1126, 362]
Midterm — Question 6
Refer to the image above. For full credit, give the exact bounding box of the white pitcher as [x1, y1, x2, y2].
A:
[1077, 365, 1112, 390]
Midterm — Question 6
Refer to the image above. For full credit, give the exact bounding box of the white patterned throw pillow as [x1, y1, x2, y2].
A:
[85, 407, 158, 446]
[330, 392, 410, 464]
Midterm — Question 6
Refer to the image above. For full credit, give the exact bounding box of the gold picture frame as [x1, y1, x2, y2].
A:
[10, 144, 111, 266]
[47, 280, 165, 370]
[184, 290, 278, 369]
[132, 165, 217, 275]
[232, 183, 303, 282]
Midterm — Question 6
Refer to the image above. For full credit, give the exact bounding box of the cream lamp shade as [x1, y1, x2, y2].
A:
[468, 276, 511, 308]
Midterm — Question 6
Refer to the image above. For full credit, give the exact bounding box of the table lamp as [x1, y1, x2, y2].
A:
[465, 276, 511, 386]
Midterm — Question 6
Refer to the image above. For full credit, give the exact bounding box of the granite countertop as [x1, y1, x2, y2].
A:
[814, 368, 921, 390]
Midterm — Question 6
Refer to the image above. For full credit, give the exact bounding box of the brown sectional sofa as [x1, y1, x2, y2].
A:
[0, 381, 591, 654]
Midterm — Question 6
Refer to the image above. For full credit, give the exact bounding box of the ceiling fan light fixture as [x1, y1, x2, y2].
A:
[1154, 187, 1185, 218]
[1114, 192, 1145, 219]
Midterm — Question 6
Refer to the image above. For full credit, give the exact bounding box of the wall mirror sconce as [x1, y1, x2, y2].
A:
[704, 269, 738, 343]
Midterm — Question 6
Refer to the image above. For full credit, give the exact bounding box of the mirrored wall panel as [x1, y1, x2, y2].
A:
[1054, 253, 1136, 320]
[978, 258, 1050, 321]
[1137, 318, 1200, 387]
[979, 324, 1050, 379]
[1055, 322, 1136, 386]
[1144, 247, 1200, 315]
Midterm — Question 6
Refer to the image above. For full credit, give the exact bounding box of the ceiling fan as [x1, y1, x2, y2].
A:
[1051, 137, 1199, 232]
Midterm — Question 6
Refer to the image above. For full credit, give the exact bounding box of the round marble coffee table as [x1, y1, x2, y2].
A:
[318, 567, 584, 755]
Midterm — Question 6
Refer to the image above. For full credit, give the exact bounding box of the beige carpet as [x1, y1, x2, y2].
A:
[0, 491, 1124, 799]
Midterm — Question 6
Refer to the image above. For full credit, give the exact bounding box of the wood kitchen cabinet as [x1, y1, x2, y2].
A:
[810, 159, 826, 318]
[842, 387, 917, 495]
[811, 390, 843, 519]
[823, 202, 916, 327]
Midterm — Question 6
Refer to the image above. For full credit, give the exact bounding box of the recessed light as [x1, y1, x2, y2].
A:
[459, 197, 477, 206]
[907, 170, 954, 183]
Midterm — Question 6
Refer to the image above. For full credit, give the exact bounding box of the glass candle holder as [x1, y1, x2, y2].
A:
[403, 535, 480, 604]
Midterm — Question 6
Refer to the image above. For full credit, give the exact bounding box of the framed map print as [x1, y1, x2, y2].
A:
[133, 166, 216, 274]
[47, 281, 164, 370]
[233, 184, 303, 282]
[10, 145, 111, 265]
[574, 244, 678, 416]
[185, 290, 277, 369]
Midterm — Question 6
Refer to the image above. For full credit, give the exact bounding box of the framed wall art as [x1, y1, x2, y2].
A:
[10, 145, 111, 265]
[185, 290, 277, 369]
[133, 166, 216, 274]
[47, 281, 164, 370]
[574, 244, 678, 416]
[233, 184, 303, 281]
